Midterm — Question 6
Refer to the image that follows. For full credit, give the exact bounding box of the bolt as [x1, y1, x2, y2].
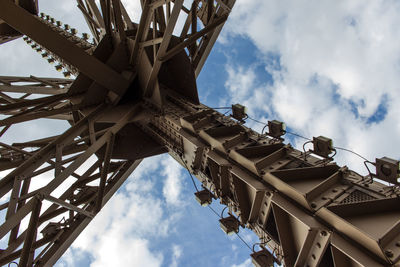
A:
[311, 202, 317, 208]
[82, 33, 89, 40]
[385, 250, 394, 258]
[63, 71, 71, 78]
[55, 65, 63, 72]
[320, 230, 327, 236]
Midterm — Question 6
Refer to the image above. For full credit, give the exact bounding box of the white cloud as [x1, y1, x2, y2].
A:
[222, 0, 400, 173]
[89, 237, 163, 267]
[161, 157, 184, 207]
[170, 244, 183, 267]
[231, 258, 252, 267]
[55, 155, 187, 266]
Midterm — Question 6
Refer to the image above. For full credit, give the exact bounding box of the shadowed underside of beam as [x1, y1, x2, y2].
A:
[0, 1, 399, 267]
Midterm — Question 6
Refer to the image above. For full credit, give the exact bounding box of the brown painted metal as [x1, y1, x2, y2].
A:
[0, 0, 38, 44]
[0, 0, 398, 266]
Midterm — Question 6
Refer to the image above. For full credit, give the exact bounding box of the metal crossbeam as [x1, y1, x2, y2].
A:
[0, 0, 130, 96]
[0, 0, 397, 266]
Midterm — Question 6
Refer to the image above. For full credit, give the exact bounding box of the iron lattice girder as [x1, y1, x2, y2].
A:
[0, 0, 38, 45]
[0, 0, 397, 266]
[0, 98, 153, 266]
[139, 95, 400, 267]
[0, 0, 130, 97]
[0, 76, 72, 95]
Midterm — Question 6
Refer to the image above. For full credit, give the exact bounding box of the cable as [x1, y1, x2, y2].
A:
[246, 115, 372, 164]
[246, 115, 267, 125]
[246, 115, 311, 141]
[208, 206, 252, 251]
[302, 140, 313, 161]
[285, 130, 311, 141]
[333, 146, 370, 162]
[235, 232, 252, 251]
[261, 123, 268, 135]
[363, 160, 375, 183]
[209, 107, 232, 110]
[223, 110, 231, 116]
[208, 205, 220, 217]
[180, 156, 200, 192]
[220, 206, 228, 218]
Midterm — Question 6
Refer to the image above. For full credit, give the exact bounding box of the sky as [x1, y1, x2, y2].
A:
[1, 0, 400, 266]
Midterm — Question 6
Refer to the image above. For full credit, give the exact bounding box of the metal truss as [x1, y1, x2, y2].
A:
[145, 95, 400, 267]
[0, 0, 399, 266]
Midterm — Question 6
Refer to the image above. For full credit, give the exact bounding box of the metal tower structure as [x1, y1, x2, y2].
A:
[0, 1, 400, 266]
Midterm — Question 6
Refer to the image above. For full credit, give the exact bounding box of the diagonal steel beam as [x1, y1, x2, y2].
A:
[0, 0, 130, 96]
[36, 160, 142, 266]
[143, 0, 184, 96]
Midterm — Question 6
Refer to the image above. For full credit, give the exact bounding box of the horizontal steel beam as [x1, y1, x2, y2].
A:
[0, 0, 130, 96]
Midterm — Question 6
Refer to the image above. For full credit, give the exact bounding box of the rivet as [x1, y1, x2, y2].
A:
[311, 203, 317, 208]
[320, 231, 327, 236]
[385, 250, 394, 258]
[396, 241, 400, 247]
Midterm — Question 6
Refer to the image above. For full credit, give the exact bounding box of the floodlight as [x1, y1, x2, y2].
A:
[376, 157, 400, 184]
[41, 222, 61, 237]
[219, 215, 239, 235]
[268, 120, 286, 138]
[194, 189, 212, 206]
[231, 103, 247, 122]
[312, 136, 334, 158]
[251, 248, 275, 267]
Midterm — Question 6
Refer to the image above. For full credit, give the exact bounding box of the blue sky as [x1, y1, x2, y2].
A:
[1, 0, 400, 266]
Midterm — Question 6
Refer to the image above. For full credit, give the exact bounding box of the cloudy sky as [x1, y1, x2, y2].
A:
[1, 0, 400, 266]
